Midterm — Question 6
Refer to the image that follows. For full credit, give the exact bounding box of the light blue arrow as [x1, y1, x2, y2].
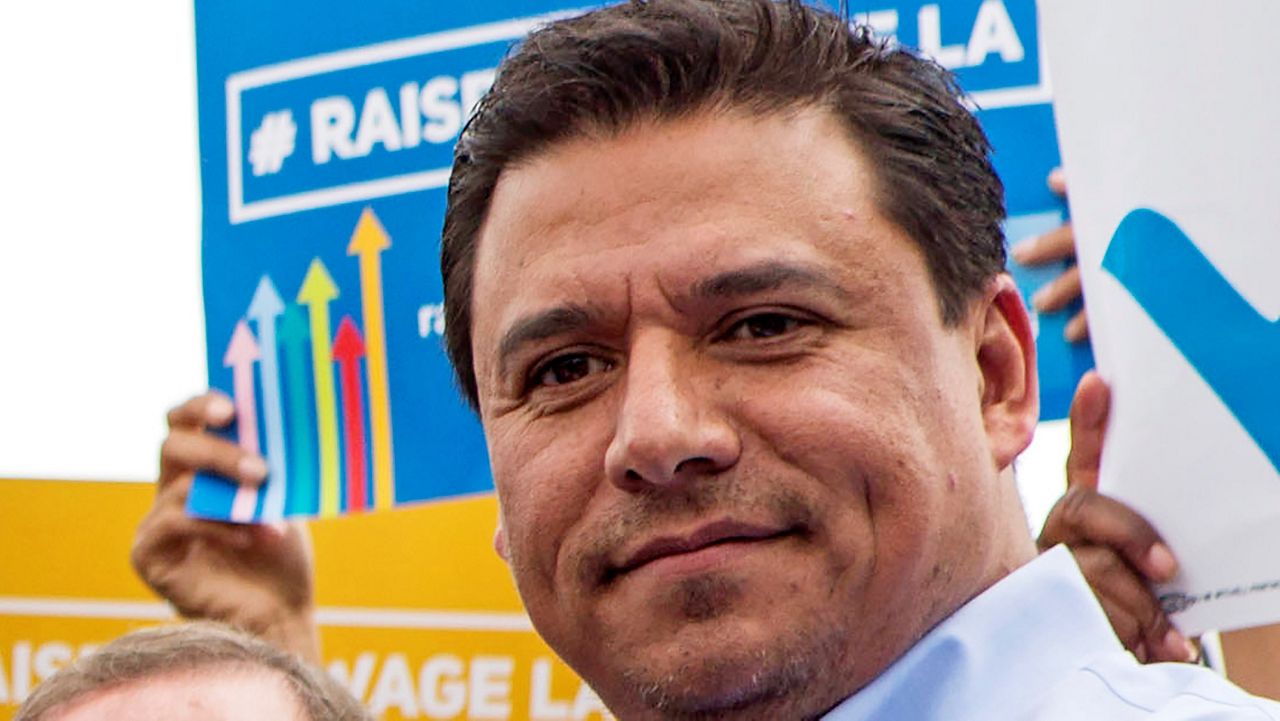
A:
[248, 275, 288, 520]
[1103, 208, 1280, 474]
[279, 304, 318, 516]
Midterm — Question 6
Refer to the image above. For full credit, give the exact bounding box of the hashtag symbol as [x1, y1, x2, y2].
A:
[248, 109, 297, 177]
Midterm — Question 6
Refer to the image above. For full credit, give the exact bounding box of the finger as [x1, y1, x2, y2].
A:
[1012, 224, 1075, 266]
[1074, 546, 1178, 661]
[1048, 167, 1068, 196]
[1066, 371, 1110, 493]
[252, 518, 309, 544]
[1040, 489, 1178, 583]
[1073, 553, 1143, 654]
[132, 505, 254, 580]
[159, 427, 268, 489]
[140, 514, 254, 562]
[1065, 309, 1090, 343]
[251, 521, 289, 544]
[1097, 593, 1143, 656]
[1031, 266, 1083, 313]
[1151, 626, 1197, 664]
[152, 472, 194, 514]
[166, 391, 236, 430]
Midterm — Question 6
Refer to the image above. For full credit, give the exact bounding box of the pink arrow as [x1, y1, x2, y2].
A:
[224, 319, 262, 522]
[333, 316, 368, 512]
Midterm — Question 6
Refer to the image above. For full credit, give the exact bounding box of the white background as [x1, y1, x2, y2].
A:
[0, 1, 205, 482]
[0, 1, 1069, 532]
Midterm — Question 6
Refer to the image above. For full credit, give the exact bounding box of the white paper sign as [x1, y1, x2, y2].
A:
[1039, 0, 1280, 634]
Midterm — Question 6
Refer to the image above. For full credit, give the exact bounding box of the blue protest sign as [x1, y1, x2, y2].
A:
[189, 3, 588, 521]
[189, 0, 1087, 522]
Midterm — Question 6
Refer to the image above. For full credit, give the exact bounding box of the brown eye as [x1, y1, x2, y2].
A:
[533, 353, 612, 388]
[725, 313, 803, 340]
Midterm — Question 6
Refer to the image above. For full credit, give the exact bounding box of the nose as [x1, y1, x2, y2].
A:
[603, 331, 741, 492]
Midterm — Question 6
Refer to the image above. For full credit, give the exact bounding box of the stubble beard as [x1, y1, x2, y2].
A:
[549, 480, 854, 719]
[602, 487, 847, 719]
[615, 579, 849, 721]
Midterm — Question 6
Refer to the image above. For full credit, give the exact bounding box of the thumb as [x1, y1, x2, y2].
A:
[1066, 370, 1110, 492]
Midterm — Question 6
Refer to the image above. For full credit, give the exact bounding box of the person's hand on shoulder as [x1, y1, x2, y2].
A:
[131, 392, 320, 663]
[1012, 169, 1089, 343]
[1037, 371, 1196, 664]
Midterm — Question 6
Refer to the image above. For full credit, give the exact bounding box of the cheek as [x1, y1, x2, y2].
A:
[740, 352, 933, 495]
[487, 416, 613, 579]
[735, 352, 954, 570]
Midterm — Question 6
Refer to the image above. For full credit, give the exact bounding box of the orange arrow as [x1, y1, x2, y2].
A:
[348, 208, 396, 509]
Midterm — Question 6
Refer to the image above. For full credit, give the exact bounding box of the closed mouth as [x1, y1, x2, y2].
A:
[604, 519, 797, 584]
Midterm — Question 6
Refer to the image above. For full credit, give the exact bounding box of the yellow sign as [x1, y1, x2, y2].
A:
[0, 479, 605, 720]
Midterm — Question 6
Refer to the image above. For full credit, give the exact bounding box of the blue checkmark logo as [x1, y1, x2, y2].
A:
[1103, 208, 1280, 474]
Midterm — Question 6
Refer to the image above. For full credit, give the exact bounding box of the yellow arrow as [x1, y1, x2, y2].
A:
[348, 208, 396, 509]
[297, 258, 341, 517]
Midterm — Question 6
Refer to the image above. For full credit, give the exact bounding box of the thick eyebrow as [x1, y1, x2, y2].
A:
[497, 304, 593, 375]
[494, 263, 846, 376]
[691, 261, 849, 301]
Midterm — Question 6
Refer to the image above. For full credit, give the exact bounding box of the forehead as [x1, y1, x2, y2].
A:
[479, 108, 880, 267]
[52, 667, 305, 721]
[470, 108, 928, 363]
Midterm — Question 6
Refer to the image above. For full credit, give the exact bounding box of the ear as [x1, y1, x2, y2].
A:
[493, 518, 510, 562]
[974, 274, 1039, 470]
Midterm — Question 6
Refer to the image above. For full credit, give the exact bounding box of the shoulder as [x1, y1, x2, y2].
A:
[1029, 650, 1280, 720]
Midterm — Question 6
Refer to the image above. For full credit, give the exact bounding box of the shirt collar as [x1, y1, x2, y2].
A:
[823, 545, 1124, 721]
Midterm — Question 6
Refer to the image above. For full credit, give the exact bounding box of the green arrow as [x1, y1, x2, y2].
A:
[297, 258, 341, 517]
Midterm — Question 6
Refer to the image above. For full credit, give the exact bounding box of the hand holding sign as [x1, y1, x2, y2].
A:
[133, 392, 320, 663]
[1012, 169, 1089, 343]
[1038, 372, 1195, 664]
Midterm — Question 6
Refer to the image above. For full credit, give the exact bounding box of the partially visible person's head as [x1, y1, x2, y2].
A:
[444, 1, 1039, 719]
[16, 622, 369, 721]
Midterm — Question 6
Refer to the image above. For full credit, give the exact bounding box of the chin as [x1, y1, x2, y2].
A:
[601, 603, 848, 721]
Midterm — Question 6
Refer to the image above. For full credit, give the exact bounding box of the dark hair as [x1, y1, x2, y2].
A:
[442, 0, 1006, 408]
[16, 622, 370, 721]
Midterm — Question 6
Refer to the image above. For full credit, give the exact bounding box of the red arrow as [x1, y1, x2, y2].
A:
[332, 316, 368, 512]
[223, 319, 261, 522]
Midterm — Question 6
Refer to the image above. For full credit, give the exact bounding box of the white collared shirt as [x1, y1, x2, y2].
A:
[824, 546, 1280, 720]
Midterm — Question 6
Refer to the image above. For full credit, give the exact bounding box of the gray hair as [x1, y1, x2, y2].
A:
[16, 622, 370, 721]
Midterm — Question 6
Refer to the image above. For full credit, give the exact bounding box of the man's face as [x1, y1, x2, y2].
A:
[470, 108, 1036, 719]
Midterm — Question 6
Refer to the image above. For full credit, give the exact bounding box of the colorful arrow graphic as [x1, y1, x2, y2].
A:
[279, 305, 318, 516]
[223, 319, 261, 522]
[248, 276, 288, 521]
[349, 208, 396, 509]
[1104, 208, 1280, 475]
[333, 316, 369, 512]
[297, 258, 341, 518]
